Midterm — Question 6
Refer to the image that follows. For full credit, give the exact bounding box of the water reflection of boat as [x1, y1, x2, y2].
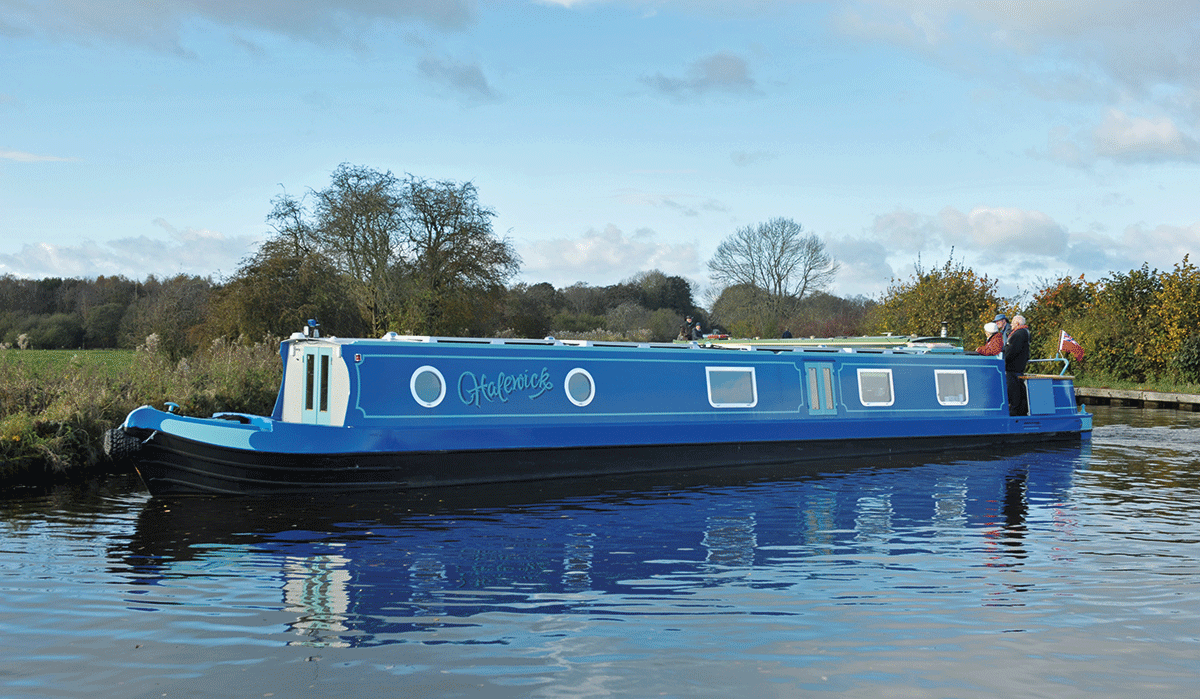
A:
[106, 329, 1091, 495]
[119, 445, 1090, 648]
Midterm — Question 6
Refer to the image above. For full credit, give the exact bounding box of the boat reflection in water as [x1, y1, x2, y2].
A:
[120, 444, 1089, 650]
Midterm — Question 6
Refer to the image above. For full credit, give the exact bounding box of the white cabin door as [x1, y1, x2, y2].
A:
[300, 346, 333, 426]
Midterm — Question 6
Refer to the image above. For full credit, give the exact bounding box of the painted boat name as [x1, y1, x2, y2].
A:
[458, 368, 554, 407]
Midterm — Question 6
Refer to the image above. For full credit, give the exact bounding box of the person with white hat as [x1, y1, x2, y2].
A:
[976, 321, 1003, 356]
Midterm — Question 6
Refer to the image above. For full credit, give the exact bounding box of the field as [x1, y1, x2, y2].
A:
[0, 349, 135, 377]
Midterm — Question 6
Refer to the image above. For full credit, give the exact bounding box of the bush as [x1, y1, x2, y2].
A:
[1174, 334, 1200, 383]
[865, 252, 1004, 345]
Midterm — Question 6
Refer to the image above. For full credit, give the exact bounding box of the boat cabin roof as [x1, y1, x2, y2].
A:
[286, 331, 965, 356]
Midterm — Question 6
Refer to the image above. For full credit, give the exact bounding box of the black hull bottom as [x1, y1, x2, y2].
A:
[127, 428, 1087, 496]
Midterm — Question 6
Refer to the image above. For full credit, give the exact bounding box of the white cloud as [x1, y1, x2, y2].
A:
[825, 234, 893, 299]
[417, 55, 500, 102]
[869, 208, 941, 254]
[831, 0, 1200, 168]
[1061, 228, 1134, 273]
[864, 205, 1067, 259]
[641, 52, 759, 100]
[1039, 125, 1090, 168]
[0, 150, 75, 162]
[730, 150, 776, 167]
[614, 188, 727, 218]
[831, 1, 1200, 90]
[518, 224, 700, 288]
[948, 206, 1069, 257]
[1093, 109, 1199, 163]
[1117, 221, 1200, 269]
[0, 220, 259, 279]
[0, 0, 477, 53]
[1038, 109, 1200, 167]
[838, 199, 1200, 301]
[833, 204, 1117, 298]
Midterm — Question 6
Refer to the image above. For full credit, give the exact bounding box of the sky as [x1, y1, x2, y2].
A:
[2, 0, 1198, 306]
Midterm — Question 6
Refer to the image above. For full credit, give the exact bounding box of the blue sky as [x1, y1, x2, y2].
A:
[2, 0, 1198, 304]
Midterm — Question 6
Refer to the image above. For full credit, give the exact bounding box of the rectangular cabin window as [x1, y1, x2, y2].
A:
[319, 354, 330, 412]
[806, 363, 837, 415]
[935, 370, 969, 406]
[305, 355, 315, 411]
[857, 368, 894, 406]
[706, 367, 758, 408]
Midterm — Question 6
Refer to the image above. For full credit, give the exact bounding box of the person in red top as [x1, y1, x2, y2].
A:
[976, 321, 1002, 356]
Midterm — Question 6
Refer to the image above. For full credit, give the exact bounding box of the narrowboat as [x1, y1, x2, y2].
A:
[105, 326, 1092, 496]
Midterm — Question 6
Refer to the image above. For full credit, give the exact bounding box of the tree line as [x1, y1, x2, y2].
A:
[0, 270, 712, 355]
[0, 274, 211, 359]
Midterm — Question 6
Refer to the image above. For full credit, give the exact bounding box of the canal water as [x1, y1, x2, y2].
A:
[2, 406, 1199, 698]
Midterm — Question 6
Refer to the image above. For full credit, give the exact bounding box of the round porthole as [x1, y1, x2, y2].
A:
[565, 368, 595, 407]
[410, 366, 446, 408]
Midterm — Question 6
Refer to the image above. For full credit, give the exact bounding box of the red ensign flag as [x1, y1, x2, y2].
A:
[1059, 330, 1084, 362]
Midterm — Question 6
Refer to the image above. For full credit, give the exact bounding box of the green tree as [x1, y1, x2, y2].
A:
[213, 164, 520, 339]
[120, 275, 213, 361]
[710, 283, 776, 338]
[604, 301, 651, 337]
[505, 282, 563, 338]
[629, 270, 695, 315]
[785, 292, 874, 339]
[647, 308, 683, 342]
[1085, 264, 1161, 381]
[865, 254, 1003, 345]
[1151, 255, 1200, 377]
[561, 282, 605, 317]
[206, 236, 368, 341]
[549, 310, 605, 334]
[313, 164, 405, 335]
[83, 302, 127, 348]
[1023, 275, 1097, 369]
[1023, 257, 1200, 382]
[28, 313, 84, 349]
[393, 176, 520, 335]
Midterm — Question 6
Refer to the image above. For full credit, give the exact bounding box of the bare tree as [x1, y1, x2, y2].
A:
[707, 217, 839, 326]
[265, 191, 318, 258]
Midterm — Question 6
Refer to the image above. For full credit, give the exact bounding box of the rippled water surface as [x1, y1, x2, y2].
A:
[3, 405, 1200, 698]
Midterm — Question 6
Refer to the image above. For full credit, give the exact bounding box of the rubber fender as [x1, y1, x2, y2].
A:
[103, 428, 141, 462]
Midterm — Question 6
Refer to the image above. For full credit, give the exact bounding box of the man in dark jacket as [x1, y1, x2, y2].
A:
[1004, 315, 1031, 415]
[679, 315, 694, 341]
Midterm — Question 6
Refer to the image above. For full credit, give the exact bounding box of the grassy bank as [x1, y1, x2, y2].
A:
[0, 338, 283, 488]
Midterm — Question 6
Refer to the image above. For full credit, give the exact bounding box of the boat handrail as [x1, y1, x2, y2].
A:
[1028, 355, 1070, 376]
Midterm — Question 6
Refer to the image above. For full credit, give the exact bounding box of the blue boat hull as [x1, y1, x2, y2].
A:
[125, 416, 1086, 496]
